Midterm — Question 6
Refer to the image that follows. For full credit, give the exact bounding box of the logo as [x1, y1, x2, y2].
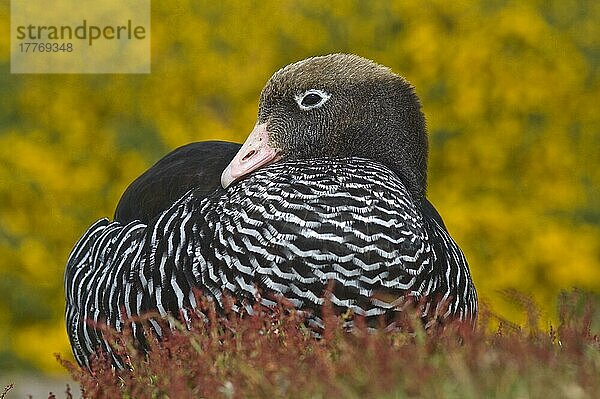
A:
[11, 0, 151, 74]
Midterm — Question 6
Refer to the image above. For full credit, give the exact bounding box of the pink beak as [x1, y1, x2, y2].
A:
[221, 123, 282, 188]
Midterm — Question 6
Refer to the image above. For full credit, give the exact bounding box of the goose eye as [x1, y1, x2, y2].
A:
[295, 89, 331, 111]
[302, 93, 322, 106]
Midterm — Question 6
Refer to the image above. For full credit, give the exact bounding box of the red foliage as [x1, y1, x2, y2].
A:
[54, 290, 600, 398]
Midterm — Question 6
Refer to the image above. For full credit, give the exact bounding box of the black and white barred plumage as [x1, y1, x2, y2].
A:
[65, 157, 477, 368]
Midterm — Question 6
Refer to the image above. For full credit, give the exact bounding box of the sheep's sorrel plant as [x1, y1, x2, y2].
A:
[51, 290, 599, 399]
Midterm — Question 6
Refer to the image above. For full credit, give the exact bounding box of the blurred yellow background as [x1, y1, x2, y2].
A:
[0, 0, 598, 373]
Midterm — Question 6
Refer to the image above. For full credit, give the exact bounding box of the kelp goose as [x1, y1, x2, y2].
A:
[65, 54, 477, 368]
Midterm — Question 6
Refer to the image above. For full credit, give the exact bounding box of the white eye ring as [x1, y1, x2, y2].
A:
[294, 89, 331, 111]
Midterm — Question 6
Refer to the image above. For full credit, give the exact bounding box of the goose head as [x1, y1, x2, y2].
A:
[221, 53, 428, 199]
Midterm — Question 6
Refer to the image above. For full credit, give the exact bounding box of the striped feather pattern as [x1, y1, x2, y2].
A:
[65, 157, 477, 368]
